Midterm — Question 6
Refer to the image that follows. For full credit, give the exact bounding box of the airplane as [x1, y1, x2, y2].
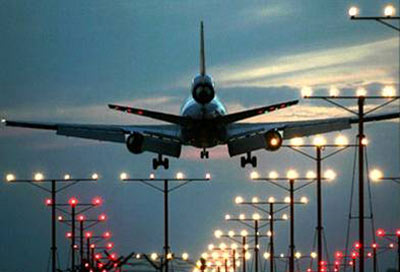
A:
[3, 22, 400, 170]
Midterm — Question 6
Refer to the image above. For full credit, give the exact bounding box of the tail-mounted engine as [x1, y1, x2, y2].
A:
[191, 75, 215, 104]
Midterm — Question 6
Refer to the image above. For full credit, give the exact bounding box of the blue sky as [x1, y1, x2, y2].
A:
[1, 0, 400, 271]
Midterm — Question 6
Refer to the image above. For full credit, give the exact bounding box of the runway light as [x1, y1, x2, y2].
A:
[268, 196, 275, 203]
[384, 4, 396, 17]
[335, 135, 348, 146]
[91, 173, 99, 180]
[205, 173, 211, 180]
[370, 169, 383, 182]
[215, 230, 223, 238]
[151, 253, 158, 260]
[286, 169, 298, 180]
[268, 171, 279, 179]
[324, 169, 336, 181]
[382, 85, 396, 97]
[235, 196, 244, 204]
[228, 230, 235, 237]
[356, 87, 367, 97]
[6, 174, 15, 182]
[252, 213, 261, 220]
[263, 252, 271, 259]
[182, 252, 189, 261]
[120, 172, 128, 180]
[310, 252, 317, 259]
[348, 6, 359, 17]
[306, 171, 316, 179]
[313, 135, 326, 146]
[34, 172, 44, 181]
[240, 230, 248, 237]
[250, 171, 259, 180]
[176, 172, 184, 180]
[329, 86, 340, 97]
[64, 174, 71, 180]
[301, 86, 313, 98]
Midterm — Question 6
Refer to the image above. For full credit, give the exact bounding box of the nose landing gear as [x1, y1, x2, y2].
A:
[153, 154, 169, 170]
[200, 148, 209, 159]
[240, 152, 257, 168]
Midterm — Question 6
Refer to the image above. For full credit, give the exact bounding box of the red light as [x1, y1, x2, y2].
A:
[90, 243, 96, 249]
[58, 216, 64, 221]
[110, 253, 117, 260]
[354, 242, 361, 249]
[78, 215, 86, 221]
[69, 197, 78, 207]
[335, 251, 343, 259]
[92, 197, 102, 206]
[45, 198, 53, 206]
[137, 110, 144, 115]
[66, 232, 72, 238]
[73, 244, 78, 249]
[307, 269, 312, 272]
[372, 243, 378, 249]
[95, 253, 102, 259]
[98, 214, 107, 221]
[334, 260, 340, 265]
[396, 229, 400, 237]
[103, 231, 111, 238]
[351, 251, 358, 259]
[320, 261, 326, 266]
[390, 243, 395, 248]
[349, 261, 354, 266]
[376, 228, 385, 237]
[106, 242, 114, 249]
[85, 231, 93, 238]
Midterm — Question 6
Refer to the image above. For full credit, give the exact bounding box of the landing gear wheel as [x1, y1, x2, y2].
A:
[251, 156, 257, 168]
[200, 149, 209, 159]
[152, 154, 169, 170]
[240, 152, 257, 168]
[163, 158, 169, 169]
[240, 157, 246, 168]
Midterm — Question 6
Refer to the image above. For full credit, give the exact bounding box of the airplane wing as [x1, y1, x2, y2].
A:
[4, 120, 182, 157]
[226, 112, 400, 156]
[215, 100, 299, 124]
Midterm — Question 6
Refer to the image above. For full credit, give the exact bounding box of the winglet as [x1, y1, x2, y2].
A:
[200, 21, 206, 76]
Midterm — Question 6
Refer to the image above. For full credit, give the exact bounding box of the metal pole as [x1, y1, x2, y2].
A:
[164, 179, 169, 272]
[398, 236, 400, 272]
[233, 249, 236, 272]
[51, 180, 57, 272]
[242, 236, 247, 272]
[289, 179, 295, 272]
[358, 97, 365, 272]
[225, 258, 228, 272]
[269, 203, 274, 272]
[71, 206, 76, 272]
[86, 237, 90, 265]
[373, 246, 377, 272]
[316, 147, 323, 271]
[254, 220, 259, 272]
[80, 221, 84, 269]
[90, 247, 94, 268]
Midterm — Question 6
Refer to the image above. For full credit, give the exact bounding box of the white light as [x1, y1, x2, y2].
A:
[1, 118, 6, 123]
[231, 243, 238, 250]
[182, 253, 189, 260]
[370, 169, 383, 182]
[34, 172, 44, 181]
[279, 253, 285, 258]
[120, 172, 128, 180]
[225, 214, 231, 220]
[284, 196, 291, 203]
[348, 6, 359, 17]
[149, 173, 155, 179]
[228, 230, 235, 237]
[239, 214, 246, 220]
[219, 243, 227, 250]
[208, 244, 215, 251]
[384, 4, 396, 16]
[356, 87, 367, 97]
[301, 86, 313, 98]
[282, 214, 289, 220]
[176, 172, 184, 180]
[235, 196, 244, 204]
[64, 174, 71, 180]
[268, 196, 275, 203]
[201, 252, 208, 259]
[250, 171, 259, 180]
[245, 252, 251, 260]
[329, 86, 340, 97]
[324, 169, 336, 181]
[252, 213, 261, 220]
[290, 137, 304, 146]
[268, 171, 279, 179]
[310, 252, 317, 259]
[167, 253, 173, 260]
[151, 253, 158, 260]
[215, 230, 223, 238]
[263, 252, 271, 259]
[306, 171, 316, 179]
[361, 137, 368, 146]
[212, 252, 219, 260]
[91, 173, 99, 180]
[313, 135, 326, 146]
[240, 230, 248, 237]
[205, 173, 211, 180]
[251, 197, 259, 203]
[136, 254, 141, 259]
[286, 169, 298, 180]
[267, 231, 272, 237]
[6, 174, 15, 182]
[300, 196, 308, 204]
[335, 135, 349, 146]
[382, 85, 396, 97]
[295, 252, 302, 259]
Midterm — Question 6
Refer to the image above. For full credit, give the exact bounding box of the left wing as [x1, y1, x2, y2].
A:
[226, 112, 400, 156]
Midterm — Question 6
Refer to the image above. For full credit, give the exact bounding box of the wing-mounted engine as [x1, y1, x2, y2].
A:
[264, 130, 282, 151]
[126, 132, 181, 158]
[126, 133, 145, 154]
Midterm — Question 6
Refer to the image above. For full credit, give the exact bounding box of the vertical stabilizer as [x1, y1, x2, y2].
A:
[200, 21, 206, 76]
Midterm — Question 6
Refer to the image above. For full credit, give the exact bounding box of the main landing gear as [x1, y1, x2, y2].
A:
[153, 154, 169, 170]
[240, 152, 257, 168]
[200, 148, 209, 159]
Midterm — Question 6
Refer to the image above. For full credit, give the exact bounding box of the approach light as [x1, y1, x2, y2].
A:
[329, 86, 340, 97]
[286, 169, 298, 180]
[78, 215, 86, 221]
[370, 169, 383, 182]
[235, 196, 244, 204]
[34, 172, 44, 181]
[167, 253, 173, 260]
[58, 215, 64, 221]
[103, 231, 111, 238]
[92, 197, 102, 206]
[382, 85, 396, 97]
[376, 228, 385, 237]
[69, 197, 78, 207]
[335, 135, 348, 146]
[282, 214, 289, 220]
[64, 174, 71, 180]
[268, 196, 275, 203]
[361, 137, 368, 146]
[225, 214, 231, 220]
[290, 137, 304, 146]
[384, 4, 396, 16]
[348, 6, 359, 17]
[240, 230, 248, 237]
[245, 252, 251, 260]
[250, 171, 259, 180]
[313, 135, 326, 147]
[205, 173, 211, 180]
[85, 231, 93, 238]
[215, 230, 223, 238]
[306, 171, 316, 179]
[263, 252, 271, 259]
[228, 230, 235, 237]
[267, 231, 272, 237]
[106, 242, 114, 249]
[98, 214, 107, 221]
[295, 252, 302, 259]
[6, 174, 15, 182]
[151, 253, 158, 260]
[251, 197, 259, 203]
[182, 252, 189, 261]
[91, 173, 99, 180]
[301, 86, 313, 98]
[252, 213, 261, 220]
[120, 172, 128, 180]
[284, 196, 291, 203]
[149, 173, 155, 179]
[356, 87, 367, 97]
[45, 198, 53, 206]
[176, 172, 184, 180]
[208, 244, 214, 250]
[324, 169, 336, 181]
[220, 243, 227, 250]
[310, 252, 317, 259]
[268, 171, 279, 179]
[300, 196, 308, 204]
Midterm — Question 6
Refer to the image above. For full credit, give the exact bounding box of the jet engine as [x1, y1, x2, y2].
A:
[191, 75, 215, 104]
[126, 133, 144, 154]
[264, 130, 282, 151]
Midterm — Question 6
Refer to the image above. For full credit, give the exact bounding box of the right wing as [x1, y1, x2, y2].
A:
[4, 120, 182, 157]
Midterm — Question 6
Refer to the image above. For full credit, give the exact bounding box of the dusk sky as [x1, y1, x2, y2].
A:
[1, 0, 400, 271]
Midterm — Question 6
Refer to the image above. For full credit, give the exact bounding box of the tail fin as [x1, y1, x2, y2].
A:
[200, 21, 206, 76]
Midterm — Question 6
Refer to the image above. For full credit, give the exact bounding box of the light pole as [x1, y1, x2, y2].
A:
[348, 4, 400, 32]
[4, 173, 97, 272]
[376, 228, 400, 272]
[120, 172, 211, 272]
[304, 87, 400, 272]
[251, 170, 313, 272]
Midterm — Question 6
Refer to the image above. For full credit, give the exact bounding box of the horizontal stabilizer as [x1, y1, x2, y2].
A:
[216, 100, 298, 124]
[108, 104, 191, 126]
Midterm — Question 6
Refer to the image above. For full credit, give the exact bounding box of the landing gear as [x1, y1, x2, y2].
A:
[240, 152, 257, 168]
[152, 154, 169, 170]
[200, 148, 209, 159]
